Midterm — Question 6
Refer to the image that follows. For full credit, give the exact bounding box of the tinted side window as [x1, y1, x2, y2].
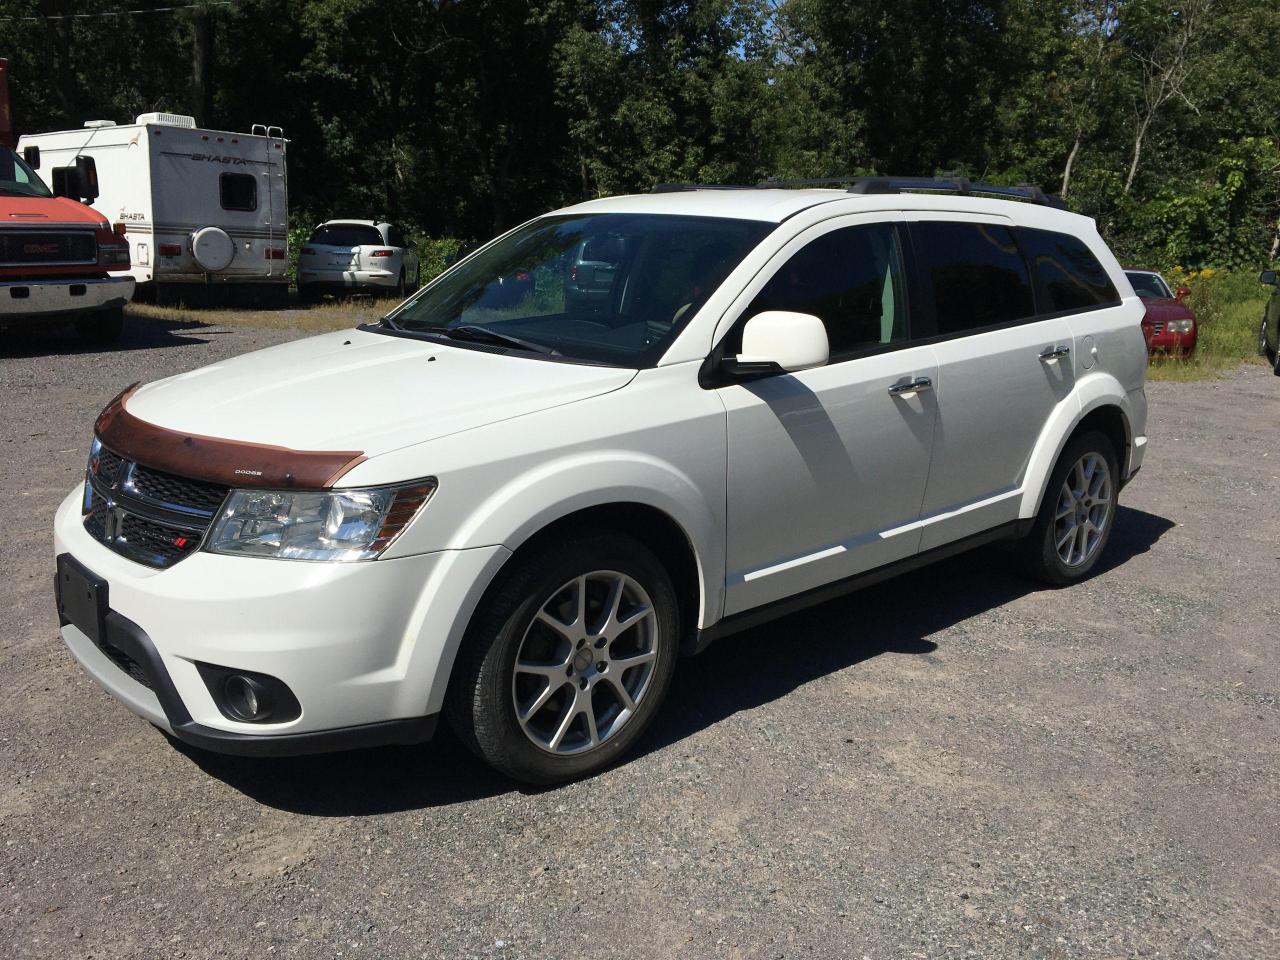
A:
[219, 172, 257, 212]
[746, 222, 908, 357]
[1022, 228, 1120, 312]
[913, 222, 1034, 335]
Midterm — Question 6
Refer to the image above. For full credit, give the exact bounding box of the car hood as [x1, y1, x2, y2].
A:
[125, 328, 637, 458]
[1139, 297, 1195, 323]
[3, 195, 110, 227]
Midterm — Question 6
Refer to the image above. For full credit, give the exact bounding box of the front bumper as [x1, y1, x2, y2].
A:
[53, 488, 510, 754]
[1, 275, 134, 319]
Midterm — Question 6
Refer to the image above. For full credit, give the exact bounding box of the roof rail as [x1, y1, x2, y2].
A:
[651, 182, 759, 194]
[652, 176, 1067, 208]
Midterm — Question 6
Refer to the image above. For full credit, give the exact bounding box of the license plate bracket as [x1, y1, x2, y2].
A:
[56, 554, 108, 645]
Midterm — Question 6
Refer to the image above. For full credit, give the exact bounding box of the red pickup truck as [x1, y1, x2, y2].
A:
[1, 58, 133, 345]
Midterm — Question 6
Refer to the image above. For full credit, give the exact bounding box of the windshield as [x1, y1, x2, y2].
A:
[311, 224, 383, 246]
[384, 213, 773, 366]
[0, 146, 53, 198]
[1125, 271, 1173, 299]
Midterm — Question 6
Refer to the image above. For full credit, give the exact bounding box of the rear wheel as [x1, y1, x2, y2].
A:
[396, 269, 407, 298]
[74, 305, 124, 347]
[445, 533, 679, 784]
[1017, 430, 1118, 587]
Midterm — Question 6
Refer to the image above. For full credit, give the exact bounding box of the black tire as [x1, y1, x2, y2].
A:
[396, 269, 407, 298]
[1259, 315, 1270, 358]
[445, 532, 680, 784]
[74, 305, 124, 346]
[1016, 429, 1119, 587]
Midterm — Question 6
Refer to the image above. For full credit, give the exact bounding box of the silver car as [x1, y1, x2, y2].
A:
[297, 220, 420, 301]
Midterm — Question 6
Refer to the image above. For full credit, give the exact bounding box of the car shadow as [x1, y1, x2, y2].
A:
[180, 505, 1174, 816]
[0, 312, 212, 357]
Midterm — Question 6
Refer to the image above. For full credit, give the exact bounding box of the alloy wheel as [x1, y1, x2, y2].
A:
[511, 570, 659, 755]
[1053, 452, 1113, 568]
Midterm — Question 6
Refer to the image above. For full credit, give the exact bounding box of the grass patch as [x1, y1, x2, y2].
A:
[126, 294, 403, 334]
[1146, 269, 1271, 381]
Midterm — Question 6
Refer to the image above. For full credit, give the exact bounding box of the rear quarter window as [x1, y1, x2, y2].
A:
[1021, 228, 1120, 313]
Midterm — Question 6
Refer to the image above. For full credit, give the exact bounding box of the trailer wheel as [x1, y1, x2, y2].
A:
[74, 306, 124, 347]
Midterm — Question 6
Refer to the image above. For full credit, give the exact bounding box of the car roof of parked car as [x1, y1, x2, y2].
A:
[557, 188, 1097, 228]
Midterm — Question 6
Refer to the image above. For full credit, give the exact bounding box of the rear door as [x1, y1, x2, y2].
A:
[907, 216, 1075, 550]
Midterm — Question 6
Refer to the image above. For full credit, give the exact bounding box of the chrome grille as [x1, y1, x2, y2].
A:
[83, 444, 230, 568]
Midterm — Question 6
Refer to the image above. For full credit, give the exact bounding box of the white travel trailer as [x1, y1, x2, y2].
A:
[18, 114, 288, 302]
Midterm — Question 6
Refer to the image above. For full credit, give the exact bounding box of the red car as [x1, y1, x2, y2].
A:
[1125, 269, 1197, 356]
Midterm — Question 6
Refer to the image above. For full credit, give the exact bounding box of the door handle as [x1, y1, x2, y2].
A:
[1039, 345, 1071, 361]
[888, 376, 933, 396]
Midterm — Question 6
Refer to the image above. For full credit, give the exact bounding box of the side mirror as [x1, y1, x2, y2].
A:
[22, 145, 39, 169]
[725, 311, 829, 379]
[1261, 270, 1278, 286]
[74, 155, 99, 202]
[51, 156, 99, 203]
[1175, 285, 1191, 299]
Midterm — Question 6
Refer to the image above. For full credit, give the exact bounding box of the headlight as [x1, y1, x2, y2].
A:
[98, 240, 130, 267]
[206, 479, 436, 561]
[1168, 318, 1194, 334]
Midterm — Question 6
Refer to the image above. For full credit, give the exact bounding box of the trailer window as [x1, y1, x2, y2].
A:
[220, 173, 257, 212]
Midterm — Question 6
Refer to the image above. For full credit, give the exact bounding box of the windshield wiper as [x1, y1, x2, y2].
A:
[438, 324, 558, 356]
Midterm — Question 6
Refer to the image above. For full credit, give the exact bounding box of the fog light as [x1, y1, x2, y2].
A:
[195, 662, 302, 724]
[223, 674, 273, 721]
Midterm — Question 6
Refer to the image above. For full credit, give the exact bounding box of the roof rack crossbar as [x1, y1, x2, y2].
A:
[653, 174, 1066, 208]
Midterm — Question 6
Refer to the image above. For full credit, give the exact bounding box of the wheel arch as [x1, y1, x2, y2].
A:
[1020, 383, 1134, 521]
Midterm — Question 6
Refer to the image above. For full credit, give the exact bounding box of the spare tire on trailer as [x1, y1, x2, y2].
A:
[191, 226, 236, 272]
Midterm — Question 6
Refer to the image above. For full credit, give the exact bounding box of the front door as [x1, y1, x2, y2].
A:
[717, 217, 939, 617]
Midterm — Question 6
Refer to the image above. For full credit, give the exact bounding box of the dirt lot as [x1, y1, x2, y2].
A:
[1, 313, 1277, 960]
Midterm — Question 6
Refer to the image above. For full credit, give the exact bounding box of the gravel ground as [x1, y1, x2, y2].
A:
[1, 313, 1277, 960]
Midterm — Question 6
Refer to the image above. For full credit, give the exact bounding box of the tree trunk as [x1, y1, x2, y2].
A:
[1124, 116, 1149, 195]
[1061, 134, 1081, 200]
[189, 7, 213, 125]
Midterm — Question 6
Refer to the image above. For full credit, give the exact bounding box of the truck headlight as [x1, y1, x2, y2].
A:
[206, 479, 436, 561]
[1168, 318, 1194, 334]
[98, 240, 131, 267]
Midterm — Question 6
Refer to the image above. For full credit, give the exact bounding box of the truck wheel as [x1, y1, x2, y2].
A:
[74, 305, 125, 347]
[445, 532, 679, 784]
[1017, 430, 1119, 587]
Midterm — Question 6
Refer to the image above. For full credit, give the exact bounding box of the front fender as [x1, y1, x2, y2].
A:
[446, 451, 724, 629]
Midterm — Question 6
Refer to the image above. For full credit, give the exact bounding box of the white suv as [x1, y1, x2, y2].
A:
[53, 178, 1148, 783]
[296, 220, 420, 300]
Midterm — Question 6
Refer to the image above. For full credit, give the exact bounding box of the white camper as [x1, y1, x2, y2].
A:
[18, 114, 288, 301]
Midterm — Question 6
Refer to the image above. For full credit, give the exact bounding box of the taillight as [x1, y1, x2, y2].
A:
[370, 249, 394, 258]
[158, 243, 182, 257]
[265, 247, 287, 260]
[301, 246, 316, 256]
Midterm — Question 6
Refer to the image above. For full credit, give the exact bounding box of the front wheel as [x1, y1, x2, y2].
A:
[74, 305, 124, 347]
[445, 533, 680, 784]
[1017, 430, 1119, 587]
